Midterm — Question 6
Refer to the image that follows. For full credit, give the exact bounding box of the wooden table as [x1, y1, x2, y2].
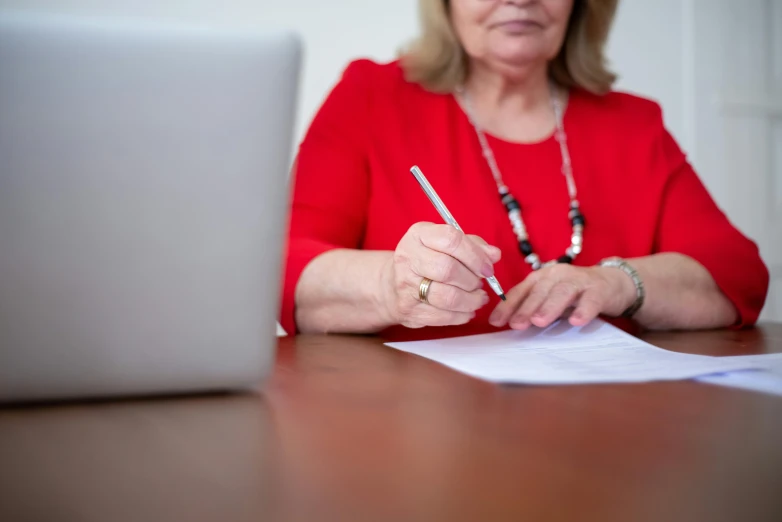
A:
[2, 326, 782, 522]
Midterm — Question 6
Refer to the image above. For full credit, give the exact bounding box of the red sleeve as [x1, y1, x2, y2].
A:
[280, 60, 374, 334]
[650, 108, 769, 327]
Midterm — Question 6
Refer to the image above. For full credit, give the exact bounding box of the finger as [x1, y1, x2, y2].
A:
[530, 281, 581, 328]
[466, 235, 502, 263]
[509, 277, 557, 329]
[489, 272, 538, 327]
[569, 289, 604, 327]
[425, 281, 489, 313]
[418, 225, 495, 279]
[414, 249, 483, 292]
[404, 305, 475, 329]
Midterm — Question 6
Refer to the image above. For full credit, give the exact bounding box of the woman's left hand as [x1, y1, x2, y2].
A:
[489, 264, 636, 330]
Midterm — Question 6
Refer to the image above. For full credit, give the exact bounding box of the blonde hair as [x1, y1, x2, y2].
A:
[401, 0, 619, 95]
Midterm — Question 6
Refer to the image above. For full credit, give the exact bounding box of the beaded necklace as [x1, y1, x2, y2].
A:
[456, 84, 585, 270]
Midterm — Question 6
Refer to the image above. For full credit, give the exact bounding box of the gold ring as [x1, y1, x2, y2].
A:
[418, 277, 433, 304]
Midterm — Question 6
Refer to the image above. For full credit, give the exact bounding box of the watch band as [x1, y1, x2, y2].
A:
[599, 257, 645, 318]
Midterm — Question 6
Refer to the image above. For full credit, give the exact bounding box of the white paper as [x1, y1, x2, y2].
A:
[385, 320, 764, 385]
[696, 353, 782, 397]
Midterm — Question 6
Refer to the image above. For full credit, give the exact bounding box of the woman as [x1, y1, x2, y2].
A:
[281, 0, 769, 341]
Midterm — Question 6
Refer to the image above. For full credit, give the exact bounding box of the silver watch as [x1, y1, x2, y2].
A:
[599, 257, 645, 318]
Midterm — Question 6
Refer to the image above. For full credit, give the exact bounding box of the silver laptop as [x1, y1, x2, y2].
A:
[0, 12, 301, 402]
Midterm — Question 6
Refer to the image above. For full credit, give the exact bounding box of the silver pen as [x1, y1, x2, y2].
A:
[410, 165, 506, 301]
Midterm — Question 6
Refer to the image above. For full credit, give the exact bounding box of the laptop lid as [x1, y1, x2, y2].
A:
[0, 12, 301, 401]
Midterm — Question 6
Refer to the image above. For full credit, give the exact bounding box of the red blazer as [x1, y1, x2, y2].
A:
[281, 59, 769, 340]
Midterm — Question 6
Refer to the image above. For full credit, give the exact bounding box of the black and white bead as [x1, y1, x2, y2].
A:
[559, 200, 585, 264]
[460, 82, 584, 272]
[500, 188, 585, 271]
[499, 186, 540, 270]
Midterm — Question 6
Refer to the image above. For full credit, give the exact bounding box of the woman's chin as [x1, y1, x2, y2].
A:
[484, 52, 547, 78]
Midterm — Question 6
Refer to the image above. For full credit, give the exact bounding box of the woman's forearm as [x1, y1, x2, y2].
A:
[295, 249, 395, 334]
[296, 250, 738, 334]
[629, 253, 738, 330]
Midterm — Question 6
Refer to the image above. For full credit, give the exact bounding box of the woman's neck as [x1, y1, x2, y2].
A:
[465, 61, 550, 110]
[461, 61, 557, 143]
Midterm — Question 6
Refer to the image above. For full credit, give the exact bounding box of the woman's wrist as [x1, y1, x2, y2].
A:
[599, 257, 646, 318]
[295, 249, 398, 334]
[593, 262, 640, 318]
[374, 252, 400, 329]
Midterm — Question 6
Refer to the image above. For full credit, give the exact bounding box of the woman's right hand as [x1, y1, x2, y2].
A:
[380, 222, 502, 329]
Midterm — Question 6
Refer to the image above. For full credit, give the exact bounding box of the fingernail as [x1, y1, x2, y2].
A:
[481, 263, 494, 278]
[511, 318, 530, 330]
[489, 310, 501, 325]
